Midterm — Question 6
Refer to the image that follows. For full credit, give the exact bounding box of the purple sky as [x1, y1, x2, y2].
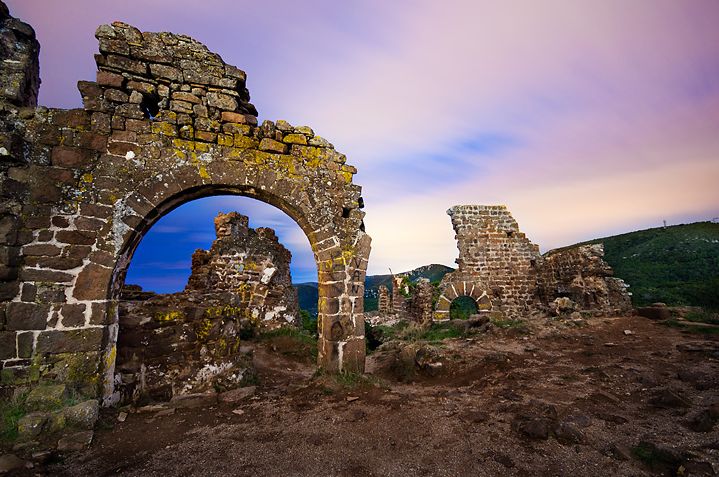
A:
[7, 1, 719, 291]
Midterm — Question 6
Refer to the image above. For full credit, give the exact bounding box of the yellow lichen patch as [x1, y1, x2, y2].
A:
[217, 134, 234, 147]
[155, 310, 184, 322]
[339, 170, 352, 184]
[104, 345, 117, 369]
[172, 138, 196, 150]
[195, 317, 214, 341]
[80, 173, 94, 183]
[234, 135, 259, 149]
[152, 121, 177, 137]
[195, 142, 211, 153]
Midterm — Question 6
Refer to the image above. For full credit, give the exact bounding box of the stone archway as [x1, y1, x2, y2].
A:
[434, 281, 492, 321]
[0, 18, 370, 404]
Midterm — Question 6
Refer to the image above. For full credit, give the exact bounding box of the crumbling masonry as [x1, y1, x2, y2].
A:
[114, 212, 297, 405]
[0, 3, 370, 413]
[436, 205, 631, 320]
[186, 211, 299, 327]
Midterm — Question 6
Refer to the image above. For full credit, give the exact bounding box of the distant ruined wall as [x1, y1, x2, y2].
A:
[377, 285, 390, 315]
[436, 205, 540, 320]
[114, 212, 297, 404]
[391, 275, 406, 313]
[186, 212, 299, 326]
[409, 278, 434, 324]
[537, 244, 632, 315]
[434, 205, 632, 320]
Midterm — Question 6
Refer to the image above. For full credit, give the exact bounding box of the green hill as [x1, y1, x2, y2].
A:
[572, 221, 719, 309]
[294, 263, 454, 316]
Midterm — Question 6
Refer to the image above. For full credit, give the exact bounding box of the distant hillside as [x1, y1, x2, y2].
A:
[295, 282, 319, 316]
[294, 263, 454, 316]
[570, 221, 719, 309]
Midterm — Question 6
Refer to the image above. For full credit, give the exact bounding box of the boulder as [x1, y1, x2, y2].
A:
[62, 400, 99, 430]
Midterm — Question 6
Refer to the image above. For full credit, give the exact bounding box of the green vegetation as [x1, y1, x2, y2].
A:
[684, 309, 719, 325]
[314, 369, 386, 391]
[259, 326, 318, 360]
[0, 392, 27, 443]
[300, 309, 318, 336]
[490, 317, 529, 333]
[572, 221, 719, 309]
[449, 296, 478, 320]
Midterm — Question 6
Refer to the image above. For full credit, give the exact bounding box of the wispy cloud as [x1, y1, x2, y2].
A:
[9, 0, 719, 283]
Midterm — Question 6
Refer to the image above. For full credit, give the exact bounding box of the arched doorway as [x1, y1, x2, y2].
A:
[0, 21, 371, 406]
[449, 296, 478, 320]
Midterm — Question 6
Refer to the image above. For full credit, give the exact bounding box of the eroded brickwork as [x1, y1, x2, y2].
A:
[0, 3, 370, 411]
[116, 289, 254, 405]
[435, 205, 631, 320]
[409, 278, 434, 324]
[537, 244, 632, 316]
[377, 285, 390, 315]
[186, 212, 299, 326]
[436, 205, 539, 320]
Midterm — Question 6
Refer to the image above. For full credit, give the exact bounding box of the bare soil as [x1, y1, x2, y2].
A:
[37, 316, 719, 476]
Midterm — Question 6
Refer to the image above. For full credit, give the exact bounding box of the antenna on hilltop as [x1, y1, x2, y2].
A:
[662, 220, 667, 229]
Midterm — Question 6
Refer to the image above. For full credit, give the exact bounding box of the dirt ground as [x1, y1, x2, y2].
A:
[28, 315, 719, 476]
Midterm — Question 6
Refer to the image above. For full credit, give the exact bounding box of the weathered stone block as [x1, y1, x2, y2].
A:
[283, 133, 308, 145]
[0, 331, 16, 359]
[73, 264, 112, 301]
[55, 230, 95, 246]
[62, 400, 99, 429]
[35, 328, 104, 354]
[259, 138, 287, 154]
[61, 304, 86, 328]
[57, 430, 93, 452]
[17, 331, 33, 358]
[96, 70, 124, 88]
[206, 92, 237, 111]
[6, 302, 49, 330]
[17, 412, 48, 440]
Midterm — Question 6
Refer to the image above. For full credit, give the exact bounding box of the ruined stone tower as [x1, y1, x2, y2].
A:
[436, 205, 540, 319]
[186, 211, 299, 326]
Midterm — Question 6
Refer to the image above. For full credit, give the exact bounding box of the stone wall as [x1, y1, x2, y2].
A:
[436, 205, 540, 320]
[391, 275, 406, 313]
[186, 212, 299, 327]
[537, 244, 632, 316]
[377, 285, 390, 315]
[409, 278, 434, 324]
[435, 205, 632, 320]
[116, 290, 254, 405]
[114, 212, 298, 404]
[0, 3, 370, 412]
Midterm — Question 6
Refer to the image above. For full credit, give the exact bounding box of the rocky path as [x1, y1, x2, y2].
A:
[20, 315, 719, 476]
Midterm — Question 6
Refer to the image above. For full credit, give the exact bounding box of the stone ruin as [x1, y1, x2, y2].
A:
[436, 205, 631, 320]
[0, 0, 370, 438]
[186, 211, 299, 327]
[375, 205, 631, 324]
[114, 211, 298, 404]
